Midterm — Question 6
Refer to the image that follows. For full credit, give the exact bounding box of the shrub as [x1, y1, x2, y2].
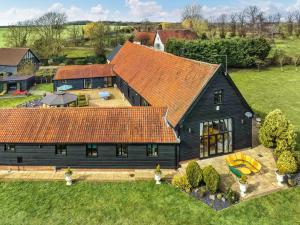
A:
[202, 166, 220, 194]
[259, 109, 297, 153]
[155, 164, 162, 175]
[186, 161, 203, 188]
[277, 151, 298, 174]
[292, 151, 300, 169]
[165, 37, 271, 68]
[171, 174, 192, 193]
[225, 188, 239, 203]
[197, 186, 207, 197]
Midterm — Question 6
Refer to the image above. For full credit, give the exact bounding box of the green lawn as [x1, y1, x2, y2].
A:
[31, 83, 53, 93]
[0, 95, 39, 108]
[0, 181, 299, 225]
[230, 66, 300, 146]
[62, 47, 95, 58]
[272, 37, 300, 58]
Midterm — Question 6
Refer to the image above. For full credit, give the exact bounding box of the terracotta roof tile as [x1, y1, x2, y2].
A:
[0, 48, 30, 66]
[158, 29, 198, 44]
[112, 42, 220, 127]
[134, 32, 156, 46]
[0, 107, 178, 144]
[54, 64, 115, 80]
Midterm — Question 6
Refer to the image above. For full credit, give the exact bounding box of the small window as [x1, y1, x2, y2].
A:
[62, 80, 67, 84]
[39, 145, 43, 149]
[86, 144, 98, 158]
[214, 90, 223, 105]
[116, 144, 128, 158]
[147, 144, 159, 157]
[4, 144, 15, 152]
[55, 144, 67, 156]
[141, 98, 149, 106]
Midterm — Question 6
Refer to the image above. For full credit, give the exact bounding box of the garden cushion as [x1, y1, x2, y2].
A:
[225, 153, 262, 174]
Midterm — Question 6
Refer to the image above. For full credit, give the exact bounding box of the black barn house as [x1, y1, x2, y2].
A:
[0, 42, 253, 169]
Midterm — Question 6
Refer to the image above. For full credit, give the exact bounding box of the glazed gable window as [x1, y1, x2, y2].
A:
[214, 90, 223, 105]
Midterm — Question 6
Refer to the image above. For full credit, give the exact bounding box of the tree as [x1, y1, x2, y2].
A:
[229, 14, 237, 37]
[294, 11, 300, 36]
[33, 12, 67, 58]
[182, 3, 202, 21]
[186, 161, 202, 188]
[18, 62, 36, 75]
[237, 11, 247, 37]
[245, 6, 260, 36]
[276, 49, 287, 72]
[292, 54, 300, 71]
[90, 22, 106, 56]
[287, 12, 294, 36]
[277, 151, 298, 174]
[217, 14, 227, 38]
[182, 19, 208, 36]
[69, 25, 83, 46]
[5, 20, 33, 47]
[259, 109, 297, 153]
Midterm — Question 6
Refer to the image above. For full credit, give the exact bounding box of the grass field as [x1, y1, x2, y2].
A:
[272, 37, 300, 58]
[0, 181, 299, 225]
[0, 95, 39, 108]
[30, 83, 53, 93]
[62, 47, 95, 58]
[231, 66, 300, 146]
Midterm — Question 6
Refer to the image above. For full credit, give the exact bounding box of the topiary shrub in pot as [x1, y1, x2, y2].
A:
[276, 151, 298, 185]
[154, 164, 162, 185]
[172, 174, 192, 193]
[202, 165, 220, 194]
[259, 109, 297, 156]
[186, 161, 203, 189]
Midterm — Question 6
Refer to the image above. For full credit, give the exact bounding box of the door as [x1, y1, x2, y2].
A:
[200, 118, 233, 158]
[84, 79, 92, 89]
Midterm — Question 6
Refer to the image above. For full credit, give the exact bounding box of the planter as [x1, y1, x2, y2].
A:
[238, 182, 248, 197]
[154, 173, 161, 185]
[65, 174, 72, 186]
[275, 171, 285, 185]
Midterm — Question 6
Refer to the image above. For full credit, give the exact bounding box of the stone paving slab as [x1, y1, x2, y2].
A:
[179, 146, 287, 200]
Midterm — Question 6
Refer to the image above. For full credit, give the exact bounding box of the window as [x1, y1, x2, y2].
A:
[116, 144, 128, 158]
[62, 80, 67, 84]
[4, 144, 15, 152]
[55, 144, 67, 156]
[214, 90, 223, 105]
[84, 78, 92, 89]
[17, 157, 23, 164]
[141, 98, 149, 106]
[86, 144, 98, 158]
[147, 144, 159, 157]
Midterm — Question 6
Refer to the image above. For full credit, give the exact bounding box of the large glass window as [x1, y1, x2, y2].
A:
[147, 144, 159, 157]
[116, 144, 128, 158]
[86, 144, 98, 158]
[214, 90, 223, 105]
[55, 144, 67, 156]
[200, 118, 232, 158]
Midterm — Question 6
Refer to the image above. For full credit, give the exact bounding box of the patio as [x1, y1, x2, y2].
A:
[180, 146, 287, 200]
[67, 87, 131, 107]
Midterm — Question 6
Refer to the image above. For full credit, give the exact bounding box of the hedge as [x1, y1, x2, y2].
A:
[165, 37, 271, 68]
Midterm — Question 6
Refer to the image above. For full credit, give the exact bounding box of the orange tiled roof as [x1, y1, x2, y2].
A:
[54, 64, 115, 80]
[112, 42, 220, 127]
[0, 48, 30, 66]
[0, 107, 178, 144]
[158, 29, 198, 44]
[134, 32, 156, 46]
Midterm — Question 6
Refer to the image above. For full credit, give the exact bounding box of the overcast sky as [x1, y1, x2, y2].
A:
[0, 0, 300, 25]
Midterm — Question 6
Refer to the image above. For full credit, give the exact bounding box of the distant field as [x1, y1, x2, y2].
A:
[62, 47, 95, 58]
[0, 28, 8, 47]
[271, 37, 300, 58]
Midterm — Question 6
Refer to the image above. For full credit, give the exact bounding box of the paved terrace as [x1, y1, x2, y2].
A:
[180, 146, 287, 200]
[68, 87, 131, 107]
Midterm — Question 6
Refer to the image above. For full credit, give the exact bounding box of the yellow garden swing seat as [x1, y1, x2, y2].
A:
[226, 152, 262, 174]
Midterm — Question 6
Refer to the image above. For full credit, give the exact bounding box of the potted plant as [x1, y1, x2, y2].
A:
[238, 175, 248, 197]
[154, 164, 162, 184]
[276, 151, 298, 186]
[65, 167, 73, 186]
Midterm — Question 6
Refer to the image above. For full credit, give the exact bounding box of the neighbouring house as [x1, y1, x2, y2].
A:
[53, 64, 115, 91]
[133, 32, 156, 47]
[0, 48, 40, 75]
[133, 30, 198, 52]
[154, 29, 198, 51]
[0, 42, 253, 169]
[0, 74, 35, 94]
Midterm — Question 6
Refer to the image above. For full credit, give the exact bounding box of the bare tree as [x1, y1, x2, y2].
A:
[257, 12, 265, 37]
[287, 12, 294, 36]
[229, 14, 237, 37]
[217, 14, 227, 38]
[237, 10, 247, 37]
[5, 20, 33, 47]
[294, 11, 300, 36]
[69, 25, 83, 47]
[182, 3, 202, 21]
[245, 6, 260, 36]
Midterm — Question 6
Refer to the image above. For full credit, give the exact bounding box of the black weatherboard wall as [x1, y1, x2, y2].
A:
[0, 144, 178, 169]
[178, 69, 252, 161]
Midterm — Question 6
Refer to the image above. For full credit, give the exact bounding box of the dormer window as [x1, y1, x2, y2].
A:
[214, 90, 223, 105]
